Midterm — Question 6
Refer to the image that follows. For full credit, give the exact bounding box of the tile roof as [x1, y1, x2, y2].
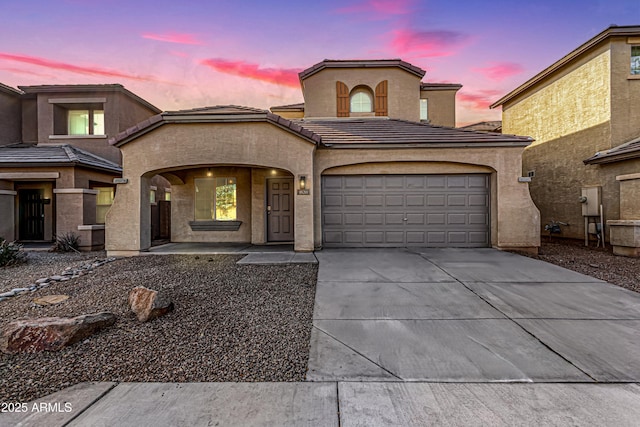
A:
[0, 83, 22, 96]
[491, 25, 640, 108]
[270, 103, 305, 112]
[0, 144, 122, 173]
[420, 83, 463, 91]
[299, 59, 426, 80]
[584, 136, 640, 164]
[294, 118, 532, 147]
[460, 121, 503, 133]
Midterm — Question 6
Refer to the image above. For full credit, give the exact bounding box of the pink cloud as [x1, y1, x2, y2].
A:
[337, 0, 413, 16]
[169, 51, 190, 58]
[142, 32, 204, 45]
[0, 67, 56, 78]
[0, 52, 160, 82]
[199, 59, 302, 88]
[390, 29, 469, 57]
[472, 62, 524, 81]
[458, 89, 503, 110]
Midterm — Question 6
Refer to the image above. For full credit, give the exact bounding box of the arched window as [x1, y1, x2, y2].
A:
[350, 88, 373, 113]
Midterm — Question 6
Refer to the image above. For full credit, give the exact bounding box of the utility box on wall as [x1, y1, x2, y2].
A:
[581, 186, 601, 216]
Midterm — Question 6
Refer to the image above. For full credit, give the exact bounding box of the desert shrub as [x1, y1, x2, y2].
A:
[0, 237, 26, 267]
[51, 232, 80, 252]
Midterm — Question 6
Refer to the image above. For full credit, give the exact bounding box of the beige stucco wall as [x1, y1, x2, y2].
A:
[0, 189, 16, 240]
[302, 67, 421, 121]
[271, 110, 304, 119]
[419, 89, 457, 127]
[503, 48, 611, 148]
[610, 38, 640, 146]
[313, 147, 540, 251]
[106, 121, 316, 255]
[33, 90, 158, 164]
[503, 38, 640, 240]
[0, 90, 21, 144]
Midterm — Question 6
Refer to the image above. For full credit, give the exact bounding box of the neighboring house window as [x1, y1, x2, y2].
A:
[420, 99, 428, 121]
[632, 46, 640, 75]
[95, 187, 114, 224]
[195, 177, 237, 221]
[68, 109, 104, 135]
[350, 88, 373, 113]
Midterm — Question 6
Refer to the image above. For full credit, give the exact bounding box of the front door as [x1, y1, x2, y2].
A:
[19, 189, 45, 240]
[267, 178, 294, 242]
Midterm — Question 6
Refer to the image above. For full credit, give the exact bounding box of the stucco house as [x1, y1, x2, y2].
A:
[0, 83, 167, 250]
[106, 59, 540, 255]
[491, 25, 640, 256]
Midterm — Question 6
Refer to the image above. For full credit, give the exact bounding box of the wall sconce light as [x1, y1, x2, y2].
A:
[206, 168, 213, 177]
[299, 175, 306, 190]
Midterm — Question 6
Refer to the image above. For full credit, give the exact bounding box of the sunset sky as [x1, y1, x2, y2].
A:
[1, 0, 639, 125]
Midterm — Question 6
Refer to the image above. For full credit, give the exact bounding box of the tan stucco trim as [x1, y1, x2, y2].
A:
[0, 190, 17, 196]
[54, 188, 99, 194]
[616, 173, 640, 181]
[78, 224, 105, 230]
[49, 97, 107, 104]
[0, 172, 60, 179]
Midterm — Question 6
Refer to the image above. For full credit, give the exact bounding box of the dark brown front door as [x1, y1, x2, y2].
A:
[267, 178, 294, 242]
[19, 189, 45, 240]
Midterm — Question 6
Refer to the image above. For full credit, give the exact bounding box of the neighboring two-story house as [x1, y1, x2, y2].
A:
[0, 84, 165, 249]
[105, 59, 540, 255]
[491, 25, 640, 255]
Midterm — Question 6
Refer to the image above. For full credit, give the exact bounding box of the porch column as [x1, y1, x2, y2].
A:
[608, 173, 640, 257]
[294, 173, 314, 252]
[0, 189, 16, 240]
[106, 175, 151, 256]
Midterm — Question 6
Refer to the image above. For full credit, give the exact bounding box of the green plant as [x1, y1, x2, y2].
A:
[51, 232, 81, 253]
[0, 237, 26, 267]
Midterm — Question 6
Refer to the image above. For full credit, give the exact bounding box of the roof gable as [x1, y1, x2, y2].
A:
[299, 59, 426, 81]
[110, 105, 322, 147]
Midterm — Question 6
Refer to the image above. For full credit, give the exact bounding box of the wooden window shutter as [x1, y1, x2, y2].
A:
[336, 81, 350, 117]
[375, 80, 388, 116]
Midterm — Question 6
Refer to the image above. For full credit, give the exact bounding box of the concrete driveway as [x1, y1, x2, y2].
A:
[308, 248, 640, 383]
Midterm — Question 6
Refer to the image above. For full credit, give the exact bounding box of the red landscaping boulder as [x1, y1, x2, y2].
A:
[128, 286, 174, 322]
[0, 312, 116, 354]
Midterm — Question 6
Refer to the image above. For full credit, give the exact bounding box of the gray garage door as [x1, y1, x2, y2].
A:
[322, 174, 490, 247]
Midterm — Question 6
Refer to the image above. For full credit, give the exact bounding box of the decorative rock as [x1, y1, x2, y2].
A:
[33, 295, 70, 306]
[0, 312, 116, 353]
[59, 277, 70, 282]
[35, 278, 50, 284]
[0, 291, 17, 298]
[50, 275, 64, 281]
[38, 283, 50, 288]
[128, 286, 174, 322]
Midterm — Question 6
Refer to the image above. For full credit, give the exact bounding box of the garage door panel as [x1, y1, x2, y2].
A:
[345, 195, 364, 207]
[322, 174, 489, 248]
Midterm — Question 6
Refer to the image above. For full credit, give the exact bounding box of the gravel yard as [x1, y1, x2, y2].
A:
[0, 253, 317, 402]
[518, 239, 640, 293]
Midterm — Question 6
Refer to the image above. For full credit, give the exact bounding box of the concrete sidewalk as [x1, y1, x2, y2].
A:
[4, 248, 640, 426]
[4, 381, 640, 426]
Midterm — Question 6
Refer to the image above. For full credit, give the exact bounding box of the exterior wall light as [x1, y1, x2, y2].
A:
[299, 175, 306, 190]
[206, 168, 213, 177]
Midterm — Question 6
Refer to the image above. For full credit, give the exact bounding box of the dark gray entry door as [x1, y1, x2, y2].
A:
[322, 174, 490, 247]
[18, 189, 45, 241]
[267, 178, 294, 242]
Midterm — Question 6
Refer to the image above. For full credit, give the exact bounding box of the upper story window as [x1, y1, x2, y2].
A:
[420, 99, 428, 121]
[49, 97, 106, 137]
[68, 109, 104, 135]
[350, 88, 373, 113]
[632, 46, 640, 75]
